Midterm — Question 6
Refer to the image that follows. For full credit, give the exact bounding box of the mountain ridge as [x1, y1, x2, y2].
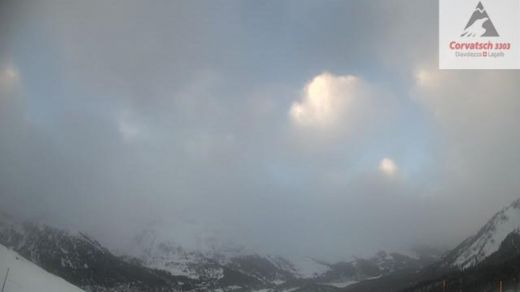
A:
[0, 212, 436, 291]
[441, 198, 520, 269]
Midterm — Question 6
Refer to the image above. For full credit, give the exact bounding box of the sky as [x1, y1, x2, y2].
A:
[1, 0, 520, 261]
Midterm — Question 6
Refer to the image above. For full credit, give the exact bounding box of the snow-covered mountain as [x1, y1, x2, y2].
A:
[128, 228, 438, 290]
[0, 243, 84, 292]
[0, 213, 194, 291]
[126, 228, 303, 290]
[442, 198, 520, 269]
[406, 198, 520, 292]
[0, 211, 439, 291]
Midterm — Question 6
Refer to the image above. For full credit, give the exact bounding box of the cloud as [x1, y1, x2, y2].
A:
[379, 158, 398, 176]
[116, 110, 142, 141]
[0, 65, 18, 82]
[411, 66, 520, 240]
[414, 69, 439, 89]
[289, 72, 362, 129]
[0, 64, 20, 94]
[5, 0, 519, 262]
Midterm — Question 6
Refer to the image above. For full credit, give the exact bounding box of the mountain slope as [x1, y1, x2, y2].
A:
[403, 198, 520, 292]
[128, 229, 300, 289]
[404, 235, 520, 292]
[0, 212, 441, 292]
[0, 243, 84, 292]
[442, 198, 520, 269]
[129, 228, 438, 291]
[337, 195, 520, 292]
[0, 214, 196, 291]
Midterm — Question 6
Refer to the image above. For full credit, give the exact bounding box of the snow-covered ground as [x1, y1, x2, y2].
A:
[128, 227, 331, 281]
[322, 280, 359, 288]
[283, 256, 330, 278]
[321, 275, 382, 289]
[0, 243, 84, 292]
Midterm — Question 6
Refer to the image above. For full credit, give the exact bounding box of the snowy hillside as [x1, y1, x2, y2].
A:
[0, 214, 438, 291]
[129, 228, 436, 291]
[0, 214, 195, 291]
[128, 228, 302, 288]
[0, 243, 84, 292]
[443, 198, 520, 269]
[129, 228, 226, 279]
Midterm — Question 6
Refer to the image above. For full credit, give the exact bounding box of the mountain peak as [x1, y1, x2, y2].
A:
[442, 197, 520, 269]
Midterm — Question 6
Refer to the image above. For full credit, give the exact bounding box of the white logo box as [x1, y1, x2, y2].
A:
[439, 0, 520, 69]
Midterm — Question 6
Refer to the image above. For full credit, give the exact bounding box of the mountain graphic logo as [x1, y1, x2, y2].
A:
[461, 2, 499, 37]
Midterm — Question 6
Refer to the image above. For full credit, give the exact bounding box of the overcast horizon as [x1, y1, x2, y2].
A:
[1, 0, 520, 262]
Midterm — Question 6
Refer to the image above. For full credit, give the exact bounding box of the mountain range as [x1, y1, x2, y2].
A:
[3, 198, 520, 291]
[0, 211, 436, 291]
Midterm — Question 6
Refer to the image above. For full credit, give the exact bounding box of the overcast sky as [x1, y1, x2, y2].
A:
[1, 0, 520, 261]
